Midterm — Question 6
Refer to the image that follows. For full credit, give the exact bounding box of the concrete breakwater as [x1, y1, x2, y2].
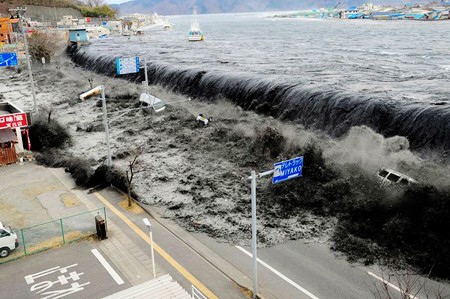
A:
[69, 45, 450, 156]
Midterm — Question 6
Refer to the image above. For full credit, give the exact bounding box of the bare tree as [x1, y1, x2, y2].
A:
[370, 269, 447, 299]
[27, 31, 62, 63]
[125, 147, 145, 207]
[82, 0, 104, 7]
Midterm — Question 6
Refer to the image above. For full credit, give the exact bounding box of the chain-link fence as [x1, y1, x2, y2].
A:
[1, 207, 106, 263]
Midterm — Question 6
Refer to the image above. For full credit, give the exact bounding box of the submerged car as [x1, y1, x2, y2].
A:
[376, 167, 418, 187]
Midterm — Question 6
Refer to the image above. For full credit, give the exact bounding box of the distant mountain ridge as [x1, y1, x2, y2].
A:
[114, 0, 432, 16]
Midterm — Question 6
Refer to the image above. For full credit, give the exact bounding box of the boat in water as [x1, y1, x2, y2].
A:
[188, 8, 204, 41]
[163, 19, 172, 30]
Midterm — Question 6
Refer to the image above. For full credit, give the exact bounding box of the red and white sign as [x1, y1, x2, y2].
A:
[0, 113, 28, 129]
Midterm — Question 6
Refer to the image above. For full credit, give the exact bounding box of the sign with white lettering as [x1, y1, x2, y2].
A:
[24, 264, 90, 298]
[0, 112, 28, 129]
[0, 52, 18, 67]
[115, 56, 140, 75]
[272, 156, 303, 184]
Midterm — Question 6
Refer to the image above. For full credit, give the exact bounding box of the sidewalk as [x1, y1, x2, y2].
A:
[50, 167, 248, 298]
[48, 168, 160, 286]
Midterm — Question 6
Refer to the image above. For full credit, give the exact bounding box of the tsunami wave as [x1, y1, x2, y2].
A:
[70, 46, 450, 153]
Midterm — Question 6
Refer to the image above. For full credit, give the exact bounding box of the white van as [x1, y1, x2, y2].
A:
[376, 167, 418, 187]
[0, 221, 19, 258]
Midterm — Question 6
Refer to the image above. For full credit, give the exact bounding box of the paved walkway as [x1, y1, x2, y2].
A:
[1, 163, 248, 298]
[48, 167, 158, 287]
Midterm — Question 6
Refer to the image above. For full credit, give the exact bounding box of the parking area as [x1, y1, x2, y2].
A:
[0, 241, 130, 299]
[0, 162, 158, 297]
[0, 163, 103, 261]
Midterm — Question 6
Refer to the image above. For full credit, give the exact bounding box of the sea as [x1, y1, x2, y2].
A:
[73, 13, 450, 153]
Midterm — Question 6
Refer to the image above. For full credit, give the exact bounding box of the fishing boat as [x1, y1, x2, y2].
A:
[188, 8, 204, 41]
[163, 19, 172, 30]
[164, 22, 172, 30]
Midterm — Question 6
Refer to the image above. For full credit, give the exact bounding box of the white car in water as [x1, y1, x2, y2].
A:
[376, 167, 418, 187]
[0, 221, 19, 258]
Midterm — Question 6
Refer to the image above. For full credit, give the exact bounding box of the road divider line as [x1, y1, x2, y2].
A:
[94, 192, 218, 299]
[91, 249, 124, 285]
[236, 245, 319, 299]
[367, 271, 420, 299]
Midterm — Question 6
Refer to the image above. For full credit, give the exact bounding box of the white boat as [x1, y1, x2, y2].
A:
[163, 20, 172, 31]
[188, 9, 204, 41]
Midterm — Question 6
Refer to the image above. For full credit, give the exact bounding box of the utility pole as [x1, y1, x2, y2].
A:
[9, 7, 37, 112]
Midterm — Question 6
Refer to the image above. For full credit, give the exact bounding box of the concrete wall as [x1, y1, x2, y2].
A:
[25, 6, 82, 22]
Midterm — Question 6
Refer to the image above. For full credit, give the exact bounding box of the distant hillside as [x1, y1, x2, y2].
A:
[114, 0, 433, 15]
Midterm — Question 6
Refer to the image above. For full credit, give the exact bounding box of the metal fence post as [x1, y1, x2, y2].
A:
[60, 219, 66, 245]
[20, 228, 27, 255]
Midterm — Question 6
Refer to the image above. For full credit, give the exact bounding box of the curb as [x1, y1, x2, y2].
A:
[110, 186, 266, 298]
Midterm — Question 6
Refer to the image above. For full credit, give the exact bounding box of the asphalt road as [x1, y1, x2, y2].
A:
[0, 242, 129, 299]
[193, 233, 450, 299]
[3, 164, 449, 299]
[94, 188, 246, 299]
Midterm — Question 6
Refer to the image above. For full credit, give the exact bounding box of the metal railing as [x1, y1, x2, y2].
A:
[1, 207, 106, 262]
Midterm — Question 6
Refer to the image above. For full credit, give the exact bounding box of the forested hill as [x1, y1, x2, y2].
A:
[114, 0, 431, 15]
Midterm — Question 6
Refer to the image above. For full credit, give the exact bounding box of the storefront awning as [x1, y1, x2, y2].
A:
[0, 128, 18, 143]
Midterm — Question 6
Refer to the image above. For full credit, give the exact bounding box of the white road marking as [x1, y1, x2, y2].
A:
[367, 271, 420, 299]
[235, 246, 319, 299]
[91, 249, 124, 285]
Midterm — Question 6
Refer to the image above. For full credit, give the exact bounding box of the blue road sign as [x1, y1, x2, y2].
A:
[0, 52, 18, 67]
[272, 156, 303, 184]
[115, 57, 140, 75]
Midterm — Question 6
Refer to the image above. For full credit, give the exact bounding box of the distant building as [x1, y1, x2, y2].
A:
[105, 21, 123, 34]
[0, 18, 19, 46]
[69, 28, 89, 42]
[0, 101, 29, 165]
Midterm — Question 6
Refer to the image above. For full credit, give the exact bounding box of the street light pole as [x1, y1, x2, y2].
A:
[143, 218, 156, 279]
[144, 57, 149, 93]
[248, 169, 275, 299]
[250, 170, 258, 299]
[10, 7, 37, 112]
[100, 86, 112, 167]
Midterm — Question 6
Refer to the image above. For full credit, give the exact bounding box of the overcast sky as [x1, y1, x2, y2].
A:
[104, 0, 129, 4]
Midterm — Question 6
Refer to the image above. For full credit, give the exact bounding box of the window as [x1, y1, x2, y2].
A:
[399, 178, 409, 186]
[378, 169, 389, 178]
[387, 173, 400, 182]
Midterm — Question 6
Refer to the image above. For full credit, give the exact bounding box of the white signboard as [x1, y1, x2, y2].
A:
[115, 56, 140, 75]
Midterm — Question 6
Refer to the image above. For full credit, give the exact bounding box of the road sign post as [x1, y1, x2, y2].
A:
[248, 156, 303, 299]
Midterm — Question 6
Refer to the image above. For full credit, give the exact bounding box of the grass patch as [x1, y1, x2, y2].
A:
[60, 193, 80, 208]
[0, 232, 93, 264]
[119, 197, 144, 214]
[22, 185, 62, 198]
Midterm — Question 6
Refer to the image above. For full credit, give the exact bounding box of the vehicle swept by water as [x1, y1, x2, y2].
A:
[376, 167, 418, 187]
[138, 92, 166, 113]
[188, 8, 204, 41]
